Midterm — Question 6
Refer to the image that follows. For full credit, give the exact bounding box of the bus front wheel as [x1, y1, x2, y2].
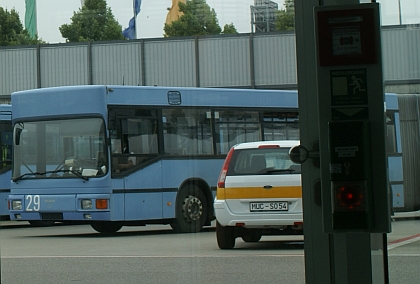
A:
[171, 185, 208, 233]
[91, 222, 122, 234]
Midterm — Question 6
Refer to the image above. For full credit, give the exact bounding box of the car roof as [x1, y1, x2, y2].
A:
[232, 140, 300, 150]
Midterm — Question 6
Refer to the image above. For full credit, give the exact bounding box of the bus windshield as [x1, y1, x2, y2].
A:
[13, 117, 107, 180]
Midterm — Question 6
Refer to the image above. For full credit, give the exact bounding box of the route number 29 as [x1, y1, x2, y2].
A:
[26, 195, 40, 211]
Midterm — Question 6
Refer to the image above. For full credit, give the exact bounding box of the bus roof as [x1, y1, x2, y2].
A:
[11, 85, 299, 122]
[106, 85, 299, 109]
[11, 85, 398, 121]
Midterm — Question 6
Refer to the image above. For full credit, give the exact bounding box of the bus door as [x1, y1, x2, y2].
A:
[109, 109, 162, 221]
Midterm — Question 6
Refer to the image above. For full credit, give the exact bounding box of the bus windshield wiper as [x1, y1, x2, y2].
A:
[12, 172, 45, 182]
[12, 169, 89, 182]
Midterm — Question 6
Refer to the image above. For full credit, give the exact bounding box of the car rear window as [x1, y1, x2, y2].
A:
[227, 148, 301, 176]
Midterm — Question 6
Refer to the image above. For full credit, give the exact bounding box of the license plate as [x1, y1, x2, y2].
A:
[250, 202, 288, 212]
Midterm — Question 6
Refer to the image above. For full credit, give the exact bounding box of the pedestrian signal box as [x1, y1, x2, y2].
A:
[316, 6, 377, 66]
[329, 120, 371, 230]
[314, 3, 391, 233]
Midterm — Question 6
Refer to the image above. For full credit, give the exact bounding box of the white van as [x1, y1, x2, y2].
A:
[214, 140, 303, 249]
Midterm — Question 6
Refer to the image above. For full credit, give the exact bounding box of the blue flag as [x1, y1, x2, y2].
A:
[122, 0, 142, 39]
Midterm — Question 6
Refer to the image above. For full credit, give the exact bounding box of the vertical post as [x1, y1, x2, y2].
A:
[295, 1, 390, 283]
[315, 2, 390, 283]
[249, 33, 256, 89]
[266, 4, 270, 32]
[294, 0, 332, 282]
[194, 36, 200, 87]
[133, 0, 137, 39]
[36, 44, 41, 88]
[398, 0, 402, 25]
[87, 42, 93, 85]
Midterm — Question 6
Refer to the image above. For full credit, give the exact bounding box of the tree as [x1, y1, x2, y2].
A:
[59, 0, 124, 42]
[222, 24, 238, 35]
[164, 0, 237, 37]
[0, 7, 45, 46]
[275, 0, 295, 31]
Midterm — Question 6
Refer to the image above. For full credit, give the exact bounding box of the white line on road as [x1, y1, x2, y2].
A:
[388, 234, 420, 250]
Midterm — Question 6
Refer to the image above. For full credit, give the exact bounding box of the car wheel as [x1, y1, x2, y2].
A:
[171, 184, 208, 233]
[216, 221, 236, 249]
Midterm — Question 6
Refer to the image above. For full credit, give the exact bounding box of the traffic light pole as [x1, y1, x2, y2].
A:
[295, 1, 391, 283]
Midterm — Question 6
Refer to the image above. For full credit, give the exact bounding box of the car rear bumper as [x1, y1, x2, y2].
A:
[214, 198, 303, 228]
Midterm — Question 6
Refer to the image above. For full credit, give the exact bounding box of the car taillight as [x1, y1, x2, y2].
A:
[218, 170, 227, 189]
[217, 147, 235, 188]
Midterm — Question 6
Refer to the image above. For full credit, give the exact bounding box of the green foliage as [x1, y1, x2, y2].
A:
[0, 7, 45, 46]
[275, 0, 295, 31]
[164, 0, 237, 37]
[59, 0, 124, 42]
[222, 23, 238, 35]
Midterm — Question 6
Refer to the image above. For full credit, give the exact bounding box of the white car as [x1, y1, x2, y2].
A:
[214, 140, 303, 249]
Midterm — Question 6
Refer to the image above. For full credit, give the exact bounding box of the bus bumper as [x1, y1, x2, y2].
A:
[8, 194, 112, 221]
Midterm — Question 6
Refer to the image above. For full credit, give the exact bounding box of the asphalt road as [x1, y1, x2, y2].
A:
[0, 220, 419, 284]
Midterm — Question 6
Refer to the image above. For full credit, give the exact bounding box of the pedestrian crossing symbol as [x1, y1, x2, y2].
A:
[331, 69, 367, 106]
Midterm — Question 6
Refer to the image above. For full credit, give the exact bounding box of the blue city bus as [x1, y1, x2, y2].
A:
[7, 86, 405, 231]
[385, 93, 404, 211]
[8, 85, 300, 233]
[0, 104, 12, 220]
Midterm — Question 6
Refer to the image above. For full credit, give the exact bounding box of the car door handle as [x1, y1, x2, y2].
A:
[263, 185, 273, 189]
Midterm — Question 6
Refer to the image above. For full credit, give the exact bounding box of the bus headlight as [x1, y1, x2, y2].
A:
[12, 200, 22, 210]
[81, 199, 93, 209]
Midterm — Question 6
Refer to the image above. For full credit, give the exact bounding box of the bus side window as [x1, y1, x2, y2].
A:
[215, 110, 261, 155]
[162, 108, 213, 155]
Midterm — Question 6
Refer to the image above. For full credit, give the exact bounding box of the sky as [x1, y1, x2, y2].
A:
[1, 0, 419, 44]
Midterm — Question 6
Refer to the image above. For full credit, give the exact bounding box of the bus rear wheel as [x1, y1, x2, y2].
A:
[91, 222, 122, 234]
[171, 184, 208, 233]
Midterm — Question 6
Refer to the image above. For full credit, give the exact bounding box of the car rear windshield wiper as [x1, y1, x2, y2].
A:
[12, 169, 89, 182]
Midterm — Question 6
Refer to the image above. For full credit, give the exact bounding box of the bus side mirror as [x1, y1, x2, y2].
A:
[14, 128, 22, 146]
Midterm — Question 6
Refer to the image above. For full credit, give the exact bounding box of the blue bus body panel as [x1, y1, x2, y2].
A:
[388, 156, 403, 182]
[9, 176, 113, 220]
[385, 94, 404, 209]
[385, 93, 398, 111]
[11, 86, 108, 122]
[119, 158, 223, 221]
[12, 176, 111, 193]
[0, 104, 12, 120]
[106, 86, 299, 109]
[0, 170, 11, 216]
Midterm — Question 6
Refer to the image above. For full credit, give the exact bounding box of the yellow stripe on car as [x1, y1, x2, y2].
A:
[217, 186, 302, 200]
